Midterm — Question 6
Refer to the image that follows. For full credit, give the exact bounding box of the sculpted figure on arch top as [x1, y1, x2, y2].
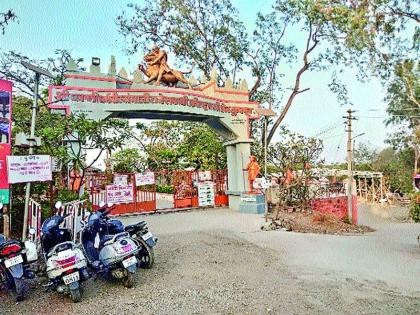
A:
[138, 46, 194, 89]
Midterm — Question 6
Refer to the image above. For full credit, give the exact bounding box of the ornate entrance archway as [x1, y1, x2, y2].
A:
[49, 55, 262, 209]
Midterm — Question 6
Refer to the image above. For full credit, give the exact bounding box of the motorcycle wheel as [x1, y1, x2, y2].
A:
[0, 267, 9, 290]
[137, 239, 155, 269]
[122, 272, 134, 288]
[70, 287, 81, 303]
[14, 277, 25, 302]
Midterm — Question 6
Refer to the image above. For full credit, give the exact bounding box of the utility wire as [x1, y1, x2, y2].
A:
[333, 132, 345, 164]
[312, 122, 342, 138]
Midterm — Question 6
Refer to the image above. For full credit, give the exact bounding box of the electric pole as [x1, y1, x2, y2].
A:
[344, 109, 356, 223]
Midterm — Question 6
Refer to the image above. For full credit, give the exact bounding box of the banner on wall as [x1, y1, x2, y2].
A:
[113, 174, 128, 185]
[7, 155, 53, 184]
[135, 172, 155, 186]
[106, 184, 134, 204]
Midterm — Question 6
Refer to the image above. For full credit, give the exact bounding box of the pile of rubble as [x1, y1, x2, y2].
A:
[262, 210, 374, 235]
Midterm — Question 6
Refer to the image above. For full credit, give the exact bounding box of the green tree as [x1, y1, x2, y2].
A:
[374, 147, 414, 193]
[354, 142, 379, 170]
[108, 148, 146, 173]
[118, 0, 418, 146]
[268, 127, 324, 173]
[352, 144, 414, 193]
[257, 0, 419, 144]
[178, 123, 226, 170]
[129, 121, 226, 171]
[11, 95, 132, 194]
[268, 128, 324, 207]
[0, 50, 84, 102]
[116, 0, 249, 83]
[385, 59, 420, 173]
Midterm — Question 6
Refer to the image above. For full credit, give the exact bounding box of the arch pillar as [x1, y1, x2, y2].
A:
[225, 139, 252, 210]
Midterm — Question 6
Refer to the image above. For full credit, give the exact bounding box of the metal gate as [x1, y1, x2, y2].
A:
[173, 171, 194, 208]
[87, 173, 156, 215]
[85, 169, 227, 214]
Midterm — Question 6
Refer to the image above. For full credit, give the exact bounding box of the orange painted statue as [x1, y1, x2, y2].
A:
[139, 45, 193, 89]
[245, 156, 260, 192]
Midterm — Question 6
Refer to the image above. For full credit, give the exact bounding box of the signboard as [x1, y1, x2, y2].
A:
[51, 88, 253, 118]
[135, 172, 155, 186]
[198, 170, 212, 182]
[6, 155, 52, 184]
[106, 184, 133, 204]
[241, 195, 257, 203]
[113, 174, 128, 185]
[198, 182, 215, 207]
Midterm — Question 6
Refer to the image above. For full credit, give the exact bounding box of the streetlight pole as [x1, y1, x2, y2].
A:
[22, 72, 39, 240]
[21, 61, 53, 240]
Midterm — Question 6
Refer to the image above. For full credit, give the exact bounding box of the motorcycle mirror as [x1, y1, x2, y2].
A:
[29, 228, 36, 235]
[99, 201, 106, 208]
[107, 203, 114, 208]
[55, 201, 62, 209]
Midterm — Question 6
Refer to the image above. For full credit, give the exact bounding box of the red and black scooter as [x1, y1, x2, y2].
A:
[0, 203, 38, 301]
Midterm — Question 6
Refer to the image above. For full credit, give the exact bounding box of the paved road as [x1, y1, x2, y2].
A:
[126, 204, 420, 293]
[1, 203, 419, 314]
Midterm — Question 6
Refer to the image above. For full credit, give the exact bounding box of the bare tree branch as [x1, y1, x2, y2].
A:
[267, 24, 319, 144]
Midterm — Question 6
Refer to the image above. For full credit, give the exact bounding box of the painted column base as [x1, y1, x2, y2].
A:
[238, 193, 265, 214]
[228, 194, 241, 210]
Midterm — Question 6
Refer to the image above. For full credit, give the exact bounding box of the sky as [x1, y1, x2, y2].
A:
[0, 0, 391, 166]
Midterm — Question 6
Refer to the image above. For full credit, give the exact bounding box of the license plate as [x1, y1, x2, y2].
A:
[142, 232, 153, 241]
[4, 255, 23, 268]
[122, 256, 137, 268]
[63, 271, 80, 285]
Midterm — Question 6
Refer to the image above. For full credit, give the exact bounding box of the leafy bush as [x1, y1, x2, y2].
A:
[57, 189, 80, 203]
[410, 193, 420, 222]
[156, 185, 173, 194]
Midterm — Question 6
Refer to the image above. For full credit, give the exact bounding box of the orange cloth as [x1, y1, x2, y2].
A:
[285, 169, 294, 185]
[247, 161, 260, 181]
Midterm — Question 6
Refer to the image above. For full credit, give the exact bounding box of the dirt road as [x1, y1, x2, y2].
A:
[1, 204, 419, 314]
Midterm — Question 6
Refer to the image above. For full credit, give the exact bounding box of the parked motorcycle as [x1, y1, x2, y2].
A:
[80, 205, 139, 288]
[40, 201, 89, 302]
[0, 203, 37, 301]
[97, 202, 157, 269]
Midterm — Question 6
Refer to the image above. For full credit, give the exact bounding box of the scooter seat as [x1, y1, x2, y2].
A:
[100, 235, 115, 247]
[125, 221, 147, 234]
